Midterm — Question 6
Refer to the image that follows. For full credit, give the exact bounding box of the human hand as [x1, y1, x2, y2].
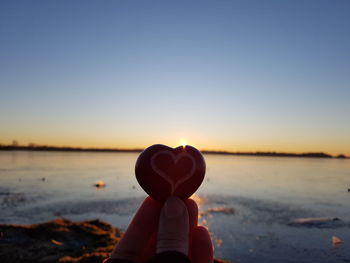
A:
[108, 196, 213, 263]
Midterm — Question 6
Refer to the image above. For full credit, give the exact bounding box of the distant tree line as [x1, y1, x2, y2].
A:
[0, 141, 348, 159]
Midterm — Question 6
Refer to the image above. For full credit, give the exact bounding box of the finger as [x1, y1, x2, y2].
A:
[139, 232, 157, 262]
[156, 196, 189, 255]
[185, 198, 198, 230]
[186, 198, 198, 260]
[191, 226, 213, 263]
[140, 198, 198, 262]
[111, 196, 162, 262]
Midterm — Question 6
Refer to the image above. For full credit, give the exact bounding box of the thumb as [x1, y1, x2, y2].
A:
[156, 196, 189, 256]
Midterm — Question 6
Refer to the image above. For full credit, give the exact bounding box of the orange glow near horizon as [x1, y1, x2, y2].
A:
[1, 133, 350, 156]
[1, 137, 349, 156]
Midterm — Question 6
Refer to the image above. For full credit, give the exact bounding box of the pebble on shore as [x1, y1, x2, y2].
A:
[94, 180, 106, 188]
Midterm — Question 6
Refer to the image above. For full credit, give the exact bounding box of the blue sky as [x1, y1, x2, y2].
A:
[1, 1, 350, 155]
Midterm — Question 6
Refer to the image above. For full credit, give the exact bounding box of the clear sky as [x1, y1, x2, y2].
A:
[1, 1, 350, 155]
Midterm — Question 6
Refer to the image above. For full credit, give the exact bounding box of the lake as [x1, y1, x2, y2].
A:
[0, 151, 349, 263]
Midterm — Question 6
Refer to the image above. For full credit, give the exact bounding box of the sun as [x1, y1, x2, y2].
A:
[179, 139, 188, 148]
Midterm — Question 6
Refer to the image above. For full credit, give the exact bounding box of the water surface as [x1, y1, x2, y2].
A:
[1, 151, 349, 262]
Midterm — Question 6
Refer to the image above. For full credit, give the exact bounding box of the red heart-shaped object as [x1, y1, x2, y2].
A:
[135, 144, 206, 202]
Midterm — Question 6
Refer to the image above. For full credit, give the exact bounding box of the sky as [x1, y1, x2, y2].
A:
[1, 0, 350, 155]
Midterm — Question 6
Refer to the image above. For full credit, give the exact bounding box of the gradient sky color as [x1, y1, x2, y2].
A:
[1, 1, 350, 155]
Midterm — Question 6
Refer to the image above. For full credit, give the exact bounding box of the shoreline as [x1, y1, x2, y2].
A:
[0, 218, 231, 263]
[0, 145, 348, 159]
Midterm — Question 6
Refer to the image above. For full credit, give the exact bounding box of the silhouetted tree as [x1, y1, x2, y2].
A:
[337, 154, 346, 159]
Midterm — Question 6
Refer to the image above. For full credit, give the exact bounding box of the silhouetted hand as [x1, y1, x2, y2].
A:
[108, 196, 213, 263]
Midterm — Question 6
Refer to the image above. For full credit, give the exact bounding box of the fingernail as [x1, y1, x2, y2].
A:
[164, 196, 185, 218]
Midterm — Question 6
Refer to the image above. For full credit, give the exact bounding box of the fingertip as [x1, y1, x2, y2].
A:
[185, 198, 198, 212]
[191, 226, 213, 263]
[143, 195, 163, 209]
[111, 196, 162, 261]
[193, 226, 212, 244]
[185, 198, 198, 229]
[157, 196, 189, 255]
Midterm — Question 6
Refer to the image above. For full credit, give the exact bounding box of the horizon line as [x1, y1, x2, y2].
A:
[0, 143, 348, 159]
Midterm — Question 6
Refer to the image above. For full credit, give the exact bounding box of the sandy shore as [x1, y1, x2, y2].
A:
[0, 218, 230, 263]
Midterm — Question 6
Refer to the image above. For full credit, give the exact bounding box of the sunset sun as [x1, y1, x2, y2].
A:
[179, 139, 188, 148]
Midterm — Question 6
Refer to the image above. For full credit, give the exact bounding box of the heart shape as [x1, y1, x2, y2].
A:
[151, 150, 196, 194]
[135, 144, 206, 202]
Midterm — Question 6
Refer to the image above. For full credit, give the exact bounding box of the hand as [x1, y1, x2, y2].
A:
[110, 196, 213, 263]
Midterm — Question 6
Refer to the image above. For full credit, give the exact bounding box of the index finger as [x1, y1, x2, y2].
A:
[111, 196, 162, 262]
